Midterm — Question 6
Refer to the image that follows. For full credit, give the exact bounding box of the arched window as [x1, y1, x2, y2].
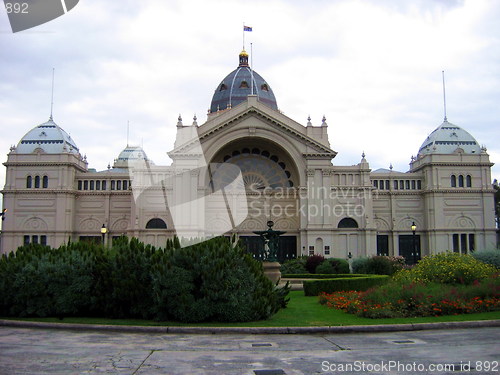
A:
[26, 175, 32, 188]
[466, 175, 472, 188]
[458, 175, 464, 187]
[34, 176, 40, 188]
[239, 81, 249, 88]
[146, 218, 167, 229]
[451, 175, 456, 187]
[42, 176, 48, 188]
[338, 217, 359, 229]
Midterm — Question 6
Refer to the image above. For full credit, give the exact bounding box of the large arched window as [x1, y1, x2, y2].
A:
[146, 218, 167, 229]
[458, 175, 464, 187]
[26, 175, 32, 188]
[338, 217, 359, 229]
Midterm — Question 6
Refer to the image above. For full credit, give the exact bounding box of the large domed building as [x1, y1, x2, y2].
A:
[0, 51, 496, 260]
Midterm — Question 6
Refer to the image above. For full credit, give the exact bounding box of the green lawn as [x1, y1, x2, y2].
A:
[3, 291, 499, 327]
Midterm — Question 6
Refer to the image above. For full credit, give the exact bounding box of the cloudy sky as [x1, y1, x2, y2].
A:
[0, 0, 499, 191]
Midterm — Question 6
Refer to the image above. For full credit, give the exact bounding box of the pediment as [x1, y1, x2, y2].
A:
[169, 99, 337, 159]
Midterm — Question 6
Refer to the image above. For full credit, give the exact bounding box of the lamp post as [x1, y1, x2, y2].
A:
[101, 224, 107, 246]
[411, 221, 417, 265]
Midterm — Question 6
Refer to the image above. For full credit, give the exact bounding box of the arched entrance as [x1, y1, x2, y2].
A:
[209, 138, 300, 260]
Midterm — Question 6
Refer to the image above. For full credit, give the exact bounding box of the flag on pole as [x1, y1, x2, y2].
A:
[244, 25, 252, 32]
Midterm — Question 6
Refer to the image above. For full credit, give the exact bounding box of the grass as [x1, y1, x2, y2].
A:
[3, 291, 499, 327]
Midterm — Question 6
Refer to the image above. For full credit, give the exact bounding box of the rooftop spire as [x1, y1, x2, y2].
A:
[50, 68, 55, 120]
[442, 70, 447, 122]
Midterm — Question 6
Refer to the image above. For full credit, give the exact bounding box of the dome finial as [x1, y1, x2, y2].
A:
[239, 49, 249, 67]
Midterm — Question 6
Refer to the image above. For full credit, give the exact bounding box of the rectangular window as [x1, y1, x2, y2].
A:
[111, 180, 115, 190]
[117, 180, 122, 190]
[400, 180, 404, 190]
[40, 235, 47, 246]
[23, 235, 30, 246]
[460, 233, 467, 253]
[417, 180, 422, 189]
[411, 180, 416, 190]
[452, 234, 459, 253]
[96, 180, 101, 190]
[102, 181, 107, 190]
[373, 180, 378, 189]
[324, 245, 330, 255]
[78, 180, 82, 190]
[32, 235, 38, 244]
[84, 180, 89, 190]
[394, 180, 399, 190]
[309, 245, 314, 256]
[385, 180, 390, 190]
[90, 180, 95, 190]
[469, 234, 475, 252]
[123, 180, 128, 190]
[405, 180, 410, 189]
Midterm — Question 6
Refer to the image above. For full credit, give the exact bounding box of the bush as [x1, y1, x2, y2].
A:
[394, 252, 497, 285]
[303, 275, 390, 296]
[472, 249, 500, 269]
[365, 256, 405, 276]
[316, 258, 350, 274]
[352, 257, 369, 274]
[305, 254, 325, 274]
[280, 256, 307, 274]
[152, 237, 285, 323]
[0, 237, 289, 323]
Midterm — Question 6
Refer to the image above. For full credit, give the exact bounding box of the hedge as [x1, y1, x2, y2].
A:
[282, 273, 369, 279]
[303, 275, 390, 296]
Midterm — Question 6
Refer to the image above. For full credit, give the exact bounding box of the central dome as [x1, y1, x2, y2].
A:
[209, 50, 278, 113]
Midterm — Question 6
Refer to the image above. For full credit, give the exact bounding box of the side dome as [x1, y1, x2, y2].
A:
[16, 117, 80, 154]
[418, 119, 481, 156]
[209, 50, 278, 113]
[113, 145, 151, 168]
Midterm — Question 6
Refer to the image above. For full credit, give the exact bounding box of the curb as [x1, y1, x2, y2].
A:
[0, 319, 498, 335]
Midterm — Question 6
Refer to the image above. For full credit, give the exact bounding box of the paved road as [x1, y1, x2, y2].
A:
[0, 326, 498, 374]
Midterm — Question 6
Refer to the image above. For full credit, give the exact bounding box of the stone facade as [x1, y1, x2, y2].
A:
[1, 54, 496, 263]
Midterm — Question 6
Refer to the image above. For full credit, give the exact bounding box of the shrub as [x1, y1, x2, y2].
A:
[280, 256, 307, 274]
[151, 237, 285, 322]
[303, 275, 389, 296]
[365, 256, 405, 276]
[305, 254, 325, 274]
[0, 236, 289, 323]
[351, 257, 369, 274]
[316, 258, 350, 274]
[394, 252, 497, 285]
[282, 273, 367, 279]
[472, 249, 500, 269]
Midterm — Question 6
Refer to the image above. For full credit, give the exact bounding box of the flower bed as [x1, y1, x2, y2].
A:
[319, 275, 500, 318]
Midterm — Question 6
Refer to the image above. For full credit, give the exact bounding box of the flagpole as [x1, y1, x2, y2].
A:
[250, 42, 254, 96]
[242, 22, 245, 49]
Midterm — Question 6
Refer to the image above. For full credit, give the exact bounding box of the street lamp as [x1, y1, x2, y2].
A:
[101, 224, 107, 246]
[411, 221, 417, 265]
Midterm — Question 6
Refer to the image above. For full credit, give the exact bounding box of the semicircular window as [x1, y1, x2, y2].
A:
[211, 150, 294, 190]
[338, 218, 358, 229]
[146, 218, 167, 229]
